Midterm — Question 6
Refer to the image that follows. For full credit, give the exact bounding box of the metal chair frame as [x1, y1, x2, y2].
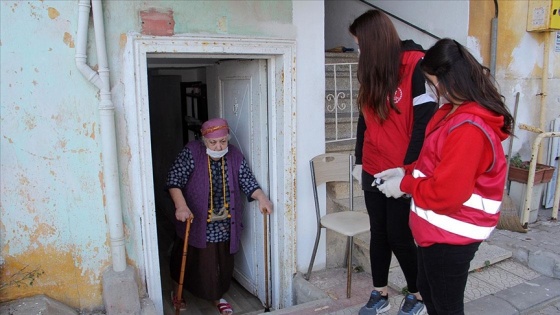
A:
[305, 153, 370, 298]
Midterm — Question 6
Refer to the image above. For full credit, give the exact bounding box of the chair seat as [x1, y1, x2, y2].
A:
[321, 211, 370, 237]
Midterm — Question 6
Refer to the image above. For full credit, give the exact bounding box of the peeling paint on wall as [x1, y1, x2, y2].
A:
[119, 33, 127, 49]
[217, 16, 228, 34]
[48, 7, 59, 19]
[63, 32, 74, 48]
[0, 246, 109, 309]
[509, 34, 543, 77]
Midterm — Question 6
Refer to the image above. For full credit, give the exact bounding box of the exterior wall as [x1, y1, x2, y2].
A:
[294, 1, 326, 273]
[0, 0, 304, 311]
[468, 0, 560, 160]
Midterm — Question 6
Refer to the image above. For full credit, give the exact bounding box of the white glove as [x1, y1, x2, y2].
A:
[352, 165, 362, 185]
[373, 167, 405, 180]
[377, 174, 405, 199]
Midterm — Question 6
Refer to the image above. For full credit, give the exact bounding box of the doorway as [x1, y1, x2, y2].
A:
[147, 58, 268, 314]
[125, 35, 296, 314]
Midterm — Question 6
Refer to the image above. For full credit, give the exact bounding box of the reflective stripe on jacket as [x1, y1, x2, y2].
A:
[410, 112, 506, 246]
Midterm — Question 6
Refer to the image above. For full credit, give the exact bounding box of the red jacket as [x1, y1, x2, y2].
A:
[362, 50, 426, 175]
[401, 102, 508, 246]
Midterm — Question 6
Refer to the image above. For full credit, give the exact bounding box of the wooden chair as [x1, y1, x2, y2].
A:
[305, 153, 370, 298]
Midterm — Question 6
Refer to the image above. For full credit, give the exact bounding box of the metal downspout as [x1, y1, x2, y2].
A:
[537, 32, 551, 162]
[489, 0, 498, 76]
[75, 0, 126, 272]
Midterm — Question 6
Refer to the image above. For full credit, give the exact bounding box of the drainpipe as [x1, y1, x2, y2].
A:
[75, 0, 126, 272]
[537, 32, 551, 162]
[489, 0, 498, 76]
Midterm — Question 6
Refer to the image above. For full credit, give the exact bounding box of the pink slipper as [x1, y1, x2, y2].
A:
[171, 291, 186, 311]
[217, 298, 233, 315]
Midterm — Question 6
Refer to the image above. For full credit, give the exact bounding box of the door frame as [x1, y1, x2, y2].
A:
[123, 35, 296, 314]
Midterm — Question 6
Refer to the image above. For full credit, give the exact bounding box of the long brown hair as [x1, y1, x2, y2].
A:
[349, 10, 402, 121]
[421, 38, 514, 135]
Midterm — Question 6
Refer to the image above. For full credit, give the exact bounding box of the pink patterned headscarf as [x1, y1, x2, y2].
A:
[201, 118, 229, 139]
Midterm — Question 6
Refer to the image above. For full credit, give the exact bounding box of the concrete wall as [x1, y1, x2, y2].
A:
[468, 0, 560, 161]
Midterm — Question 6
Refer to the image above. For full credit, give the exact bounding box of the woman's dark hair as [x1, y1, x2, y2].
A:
[421, 38, 514, 135]
[349, 10, 401, 121]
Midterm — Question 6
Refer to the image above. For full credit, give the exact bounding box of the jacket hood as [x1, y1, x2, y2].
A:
[450, 101, 509, 141]
[402, 39, 424, 52]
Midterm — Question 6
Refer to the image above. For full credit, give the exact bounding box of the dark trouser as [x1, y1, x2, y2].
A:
[170, 238, 234, 301]
[364, 189, 419, 293]
[417, 242, 481, 315]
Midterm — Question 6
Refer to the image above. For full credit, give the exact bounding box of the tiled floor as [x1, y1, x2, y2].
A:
[157, 213, 264, 315]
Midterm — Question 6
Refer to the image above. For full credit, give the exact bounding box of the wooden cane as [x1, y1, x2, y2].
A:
[263, 211, 271, 312]
[175, 218, 192, 315]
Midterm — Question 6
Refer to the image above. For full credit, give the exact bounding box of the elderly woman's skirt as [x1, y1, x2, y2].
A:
[170, 238, 234, 301]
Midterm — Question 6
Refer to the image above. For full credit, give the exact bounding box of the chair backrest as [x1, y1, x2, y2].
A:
[310, 153, 354, 221]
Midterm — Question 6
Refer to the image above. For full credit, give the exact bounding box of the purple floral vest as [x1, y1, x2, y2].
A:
[175, 141, 244, 254]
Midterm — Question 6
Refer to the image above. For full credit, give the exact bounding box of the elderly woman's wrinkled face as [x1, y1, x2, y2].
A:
[204, 135, 229, 151]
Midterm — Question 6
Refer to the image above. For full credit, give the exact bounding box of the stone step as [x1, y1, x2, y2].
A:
[325, 139, 355, 153]
[328, 192, 513, 294]
[325, 77, 359, 92]
[325, 51, 359, 64]
[325, 121, 356, 142]
[283, 256, 540, 315]
[328, 183, 364, 200]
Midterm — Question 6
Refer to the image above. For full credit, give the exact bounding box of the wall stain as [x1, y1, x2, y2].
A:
[24, 113, 36, 130]
[3, 135, 14, 144]
[29, 223, 57, 244]
[63, 32, 75, 48]
[119, 33, 127, 49]
[90, 122, 96, 140]
[56, 139, 67, 150]
[98, 170, 106, 207]
[47, 7, 60, 19]
[0, 245, 107, 309]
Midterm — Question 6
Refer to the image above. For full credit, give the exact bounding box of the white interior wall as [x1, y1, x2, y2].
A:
[325, 0, 469, 51]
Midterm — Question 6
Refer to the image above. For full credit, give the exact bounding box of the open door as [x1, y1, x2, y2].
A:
[209, 59, 270, 306]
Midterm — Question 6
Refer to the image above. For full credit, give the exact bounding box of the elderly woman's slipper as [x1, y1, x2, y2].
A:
[217, 298, 233, 315]
[171, 291, 186, 311]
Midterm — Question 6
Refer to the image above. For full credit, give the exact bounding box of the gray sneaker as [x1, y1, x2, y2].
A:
[397, 293, 426, 315]
[358, 290, 390, 315]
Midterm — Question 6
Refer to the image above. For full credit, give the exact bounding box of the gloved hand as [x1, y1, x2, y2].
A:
[352, 164, 362, 185]
[373, 167, 405, 180]
[376, 174, 405, 199]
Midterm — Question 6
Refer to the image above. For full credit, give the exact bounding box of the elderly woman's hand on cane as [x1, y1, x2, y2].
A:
[252, 188, 273, 215]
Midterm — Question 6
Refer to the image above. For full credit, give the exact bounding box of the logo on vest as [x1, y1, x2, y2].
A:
[393, 87, 403, 103]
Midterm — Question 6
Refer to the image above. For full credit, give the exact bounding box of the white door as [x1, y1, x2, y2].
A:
[210, 59, 270, 304]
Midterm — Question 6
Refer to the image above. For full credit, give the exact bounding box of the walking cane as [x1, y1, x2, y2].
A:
[175, 218, 193, 315]
[263, 211, 271, 312]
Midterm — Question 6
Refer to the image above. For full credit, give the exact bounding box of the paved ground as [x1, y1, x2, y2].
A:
[262, 208, 560, 315]
[3, 210, 559, 315]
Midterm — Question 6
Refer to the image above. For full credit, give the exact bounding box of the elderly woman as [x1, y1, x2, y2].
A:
[166, 118, 273, 315]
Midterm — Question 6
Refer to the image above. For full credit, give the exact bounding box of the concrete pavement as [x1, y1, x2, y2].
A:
[262, 208, 560, 315]
[2, 211, 559, 315]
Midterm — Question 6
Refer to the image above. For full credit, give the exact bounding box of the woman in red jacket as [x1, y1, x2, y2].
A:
[376, 38, 514, 314]
[350, 9, 437, 315]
